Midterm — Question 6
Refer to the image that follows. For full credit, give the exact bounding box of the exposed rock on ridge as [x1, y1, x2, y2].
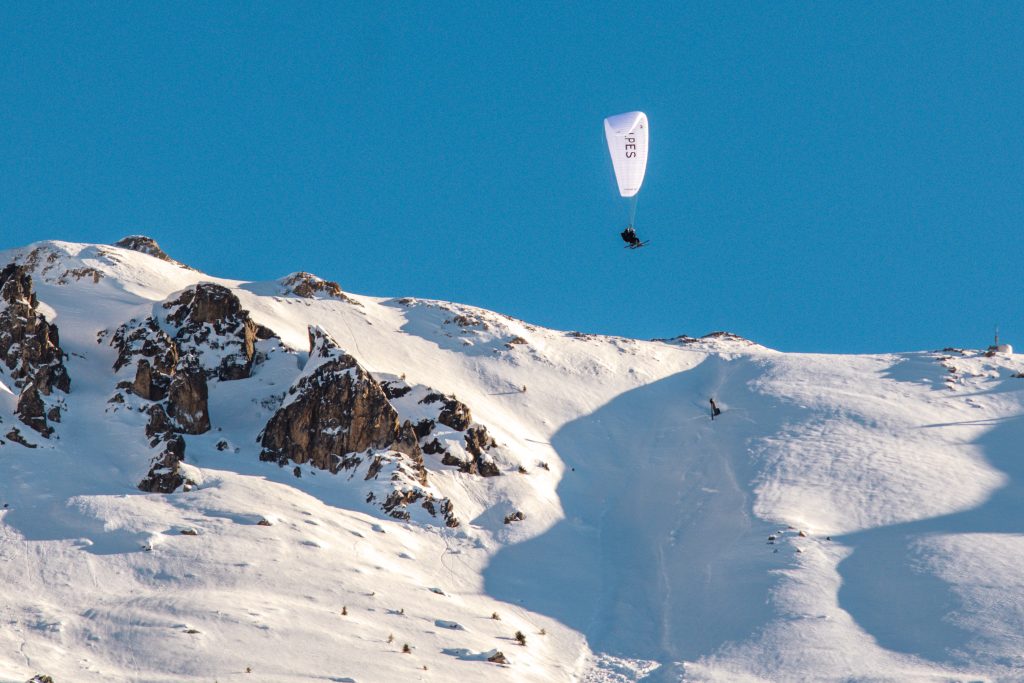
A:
[260, 327, 457, 526]
[280, 272, 358, 304]
[163, 283, 275, 381]
[113, 283, 279, 492]
[0, 263, 70, 437]
[260, 326, 423, 472]
[380, 379, 502, 477]
[114, 235, 195, 270]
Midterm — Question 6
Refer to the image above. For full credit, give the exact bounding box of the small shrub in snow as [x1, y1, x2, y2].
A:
[387, 633, 394, 643]
[517, 465, 528, 474]
[515, 630, 526, 646]
[539, 628, 546, 635]
[341, 606, 347, 616]
[491, 611, 501, 620]
[402, 643, 412, 654]
[504, 511, 526, 524]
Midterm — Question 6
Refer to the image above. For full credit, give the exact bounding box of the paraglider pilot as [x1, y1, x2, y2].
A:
[621, 225, 642, 247]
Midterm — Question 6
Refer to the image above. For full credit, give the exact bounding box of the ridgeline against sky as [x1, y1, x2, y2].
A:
[2, 4, 1022, 353]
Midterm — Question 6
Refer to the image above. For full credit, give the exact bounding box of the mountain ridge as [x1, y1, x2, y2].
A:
[0, 237, 1021, 682]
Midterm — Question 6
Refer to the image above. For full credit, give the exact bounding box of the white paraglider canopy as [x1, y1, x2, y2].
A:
[604, 111, 649, 198]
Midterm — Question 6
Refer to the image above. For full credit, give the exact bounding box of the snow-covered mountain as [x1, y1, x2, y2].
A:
[1, 238, 1022, 683]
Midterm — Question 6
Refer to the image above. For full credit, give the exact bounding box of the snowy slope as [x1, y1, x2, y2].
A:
[1, 239, 1022, 682]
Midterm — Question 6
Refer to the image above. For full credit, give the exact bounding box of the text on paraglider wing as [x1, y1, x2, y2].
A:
[625, 136, 637, 158]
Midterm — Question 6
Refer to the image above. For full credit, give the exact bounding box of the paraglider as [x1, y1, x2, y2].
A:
[604, 111, 649, 248]
[620, 225, 644, 248]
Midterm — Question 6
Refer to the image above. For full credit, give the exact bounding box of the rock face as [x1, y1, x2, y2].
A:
[260, 327, 457, 526]
[280, 272, 357, 303]
[261, 327, 423, 474]
[166, 356, 211, 434]
[138, 404, 188, 493]
[113, 283, 277, 492]
[114, 235, 195, 270]
[393, 387, 501, 477]
[163, 283, 274, 381]
[0, 263, 71, 437]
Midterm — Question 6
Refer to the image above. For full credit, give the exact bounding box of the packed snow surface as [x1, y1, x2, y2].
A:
[1, 240, 1022, 682]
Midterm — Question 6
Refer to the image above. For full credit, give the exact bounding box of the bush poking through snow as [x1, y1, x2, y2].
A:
[491, 611, 501, 620]
[341, 606, 347, 615]
[402, 643, 412, 654]
[387, 633, 394, 643]
[515, 630, 526, 646]
[504, 511, 526, 524]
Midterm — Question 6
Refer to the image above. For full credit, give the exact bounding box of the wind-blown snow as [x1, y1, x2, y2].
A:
[0, 240, 1022, 682]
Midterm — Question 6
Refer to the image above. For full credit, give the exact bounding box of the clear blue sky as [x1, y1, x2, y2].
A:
[2, 3, 1022, 353]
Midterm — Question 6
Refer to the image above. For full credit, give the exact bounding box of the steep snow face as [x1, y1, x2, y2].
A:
[1, 240, 1023, 682]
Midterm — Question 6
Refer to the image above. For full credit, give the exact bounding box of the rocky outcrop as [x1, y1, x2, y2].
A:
[421, 392, 473, 431]
[112, 283, 280, 492]
[114, 235, 195, 270]
[137, 403, 191, 493]
[280, 272, 358, 304]
[463, 426, 501, 476]
[655, 330, 758, 348]
[0, 263, 71, 437]
[163, 283, 273, 381]
[166, 356, 211, 434]
[131, 354, 209, 493]
[260, 327, 423, 474]
[395, 387, 501, 477]
[260, 327, 456, 526]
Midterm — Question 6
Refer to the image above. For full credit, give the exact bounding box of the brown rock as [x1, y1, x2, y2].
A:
[259, 327, 420, 474]
[0, 263, 71, 436]
[111, 317, 178, 374]
[138, 434, 189, 493]
[15, 383, 52, 437]
[132, 358, 170, 401]
[114, 235, 194, 270]
[163, 283, 267, 381]
[280, 272, 357, 303]
[166, 357, 211, 434]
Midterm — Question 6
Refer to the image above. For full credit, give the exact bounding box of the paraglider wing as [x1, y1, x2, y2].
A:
[604, 111, 649, 198]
